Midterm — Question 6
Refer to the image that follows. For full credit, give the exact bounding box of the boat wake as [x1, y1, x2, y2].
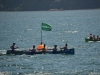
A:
[0, 50, 6, 54]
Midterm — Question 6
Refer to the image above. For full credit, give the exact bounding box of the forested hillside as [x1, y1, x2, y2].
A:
[0, 0, 100, 11]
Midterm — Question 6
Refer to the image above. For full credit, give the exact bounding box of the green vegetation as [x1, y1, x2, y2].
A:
[0, 0, 100, 11]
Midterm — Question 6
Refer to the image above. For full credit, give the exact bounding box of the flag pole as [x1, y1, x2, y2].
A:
[41, 24, 42, 43]
[41, 23, 52, 43]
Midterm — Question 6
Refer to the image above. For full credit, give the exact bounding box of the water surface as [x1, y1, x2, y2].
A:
[0, 9, 100, 75]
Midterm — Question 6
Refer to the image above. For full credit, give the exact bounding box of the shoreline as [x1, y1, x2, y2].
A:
[0, 8, 100, 12]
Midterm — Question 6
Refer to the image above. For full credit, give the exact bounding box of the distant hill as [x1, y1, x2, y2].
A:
[0, 0, 100, 11]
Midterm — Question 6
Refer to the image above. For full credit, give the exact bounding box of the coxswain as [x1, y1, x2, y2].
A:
[10, 43, 18, 52]
[37, 42, 47, 52]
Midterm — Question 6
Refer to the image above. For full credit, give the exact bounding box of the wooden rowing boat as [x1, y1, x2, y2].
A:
[6, 48, 75, 55]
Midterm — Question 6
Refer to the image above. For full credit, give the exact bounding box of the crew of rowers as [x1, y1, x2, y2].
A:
[10, 42, 68, 53]
[88, 34, 100, 40]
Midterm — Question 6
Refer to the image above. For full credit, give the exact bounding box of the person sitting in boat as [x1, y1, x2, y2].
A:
[97, 35, 99, 40]
[93, 35, 96, 40]
[10, 43, 18, 52]
[60, 43, 68, 51]
[99, 36, 100, 40]
[52, 45, 57, 53]
[42, 44, 47, 52]
[37, 42, 47, 52]
[89, 34, 93, 40]
[47, 45, 57, 53]
[37, 42, 44, 52]
[29, 45, 36, 53]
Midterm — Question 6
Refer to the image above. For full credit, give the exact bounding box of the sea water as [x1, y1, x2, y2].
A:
[0, 9, 100, 75]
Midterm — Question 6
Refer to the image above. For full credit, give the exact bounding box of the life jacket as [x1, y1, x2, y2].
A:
[38, 44, 47, 51]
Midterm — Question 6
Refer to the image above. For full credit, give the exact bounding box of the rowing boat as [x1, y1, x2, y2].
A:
[6, 48, 75, 55]
[85, 38, 100, 42]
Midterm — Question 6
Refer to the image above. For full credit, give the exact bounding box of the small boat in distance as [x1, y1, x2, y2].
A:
[85, 38, 100, 42]
[85, 34, 100, 42]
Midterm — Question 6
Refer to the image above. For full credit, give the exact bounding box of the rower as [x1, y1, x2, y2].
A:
[47, 45, 57, 53]
[42, 44, 47, 52]
[29, 45, 36, 53]
[99, 36, 100, 40]
[89, 34, 93, 40]
[10, 43, 18, 52]
[93, 35, 96, 40]
[60, 43, 68, 51]
[52, 45, 57, 53]
[97, 35, 100, 40]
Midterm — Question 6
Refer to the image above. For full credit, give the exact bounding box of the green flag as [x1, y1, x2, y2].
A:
[42, 23, 52, 31]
